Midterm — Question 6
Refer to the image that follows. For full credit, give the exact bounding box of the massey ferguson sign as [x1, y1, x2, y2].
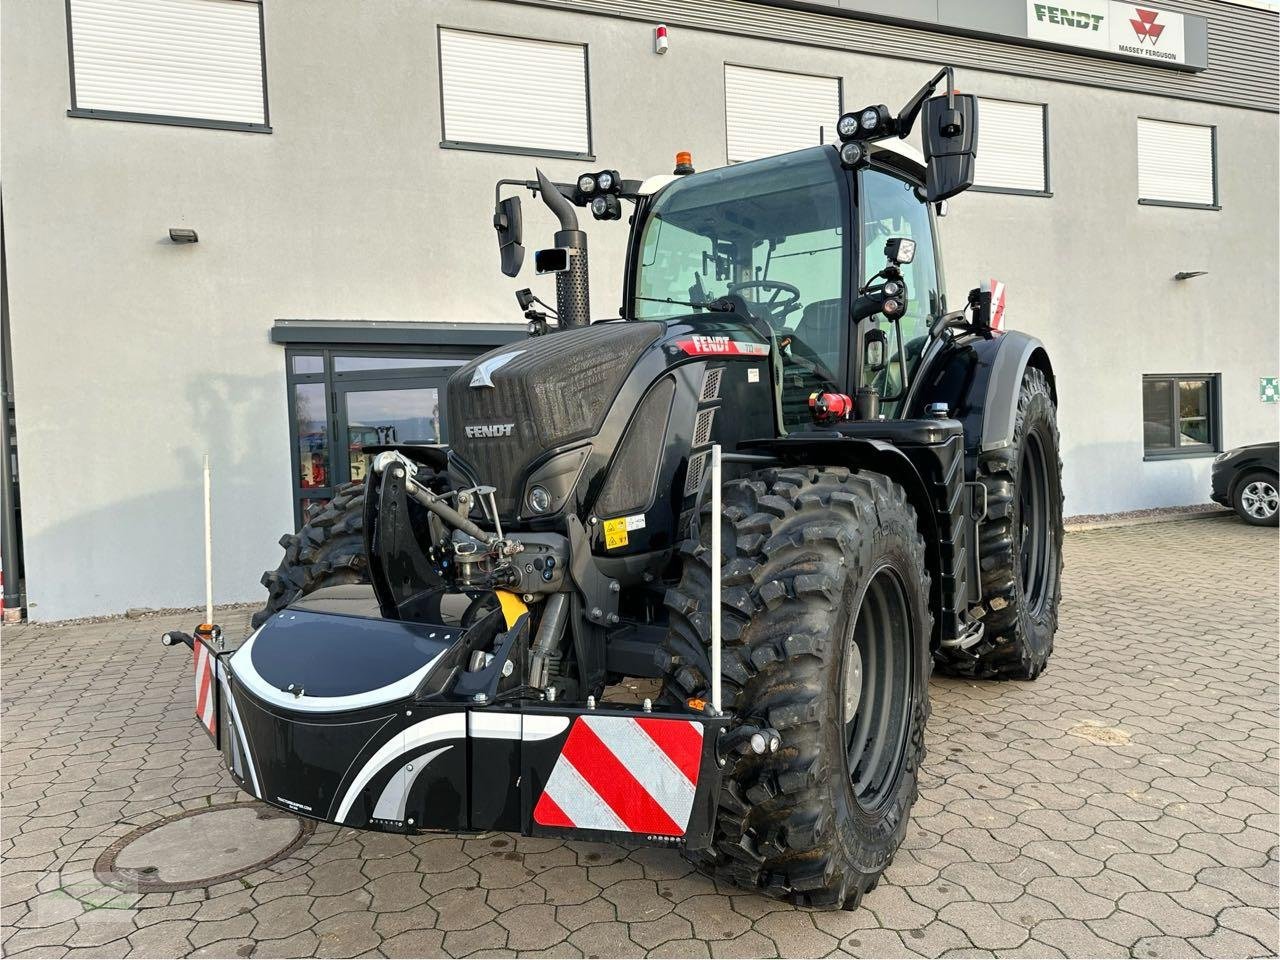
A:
[1027, 1, 1188, 65]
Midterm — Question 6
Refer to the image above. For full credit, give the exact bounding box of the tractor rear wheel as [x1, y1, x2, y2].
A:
[658, 467, 932, 909]
[251, 481, 369, 628]
[941, 366, 1063, 680]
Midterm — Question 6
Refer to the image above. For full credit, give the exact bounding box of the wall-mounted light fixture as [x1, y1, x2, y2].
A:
[168, 228, 199, 244]
[1173, 270, 1207, 281]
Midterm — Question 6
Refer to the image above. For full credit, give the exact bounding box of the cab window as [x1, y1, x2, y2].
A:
[858, 167, 941, 399]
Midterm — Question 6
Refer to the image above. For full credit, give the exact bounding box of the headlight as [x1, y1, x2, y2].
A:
[860, 107, 880, 130]
[836, 113, 859, 139]
[591, 195, 609, 217]
[527, 485, 552, 514]
[595, 171, 614, 192]
[838, 141, 864, 167]
[577, 174, 596, 194]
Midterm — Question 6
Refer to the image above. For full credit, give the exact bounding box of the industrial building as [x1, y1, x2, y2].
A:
[1, 0, 1276, 620]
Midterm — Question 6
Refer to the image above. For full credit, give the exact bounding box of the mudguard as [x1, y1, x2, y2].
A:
[907, 329, 1055, 461]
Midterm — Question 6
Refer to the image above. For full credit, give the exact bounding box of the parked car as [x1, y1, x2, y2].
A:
[1212, 442, 1279, 526]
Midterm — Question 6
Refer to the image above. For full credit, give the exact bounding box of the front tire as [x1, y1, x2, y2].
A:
[658, 467, 932, 909]
[1234, 470, 1279, 527]
[252, 481, 369, 628]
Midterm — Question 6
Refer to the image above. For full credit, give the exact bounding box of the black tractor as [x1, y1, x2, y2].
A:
[184, 69, 1061, 911]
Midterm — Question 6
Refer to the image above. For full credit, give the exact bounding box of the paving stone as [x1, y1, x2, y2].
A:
[498, 903, 570, 951]
[2, 521, 1277, 958]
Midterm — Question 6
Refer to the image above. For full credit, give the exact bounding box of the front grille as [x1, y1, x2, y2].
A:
[700, 367, 723, 401]
[693, 407, 717, 447]
[684, 450, 708, 498]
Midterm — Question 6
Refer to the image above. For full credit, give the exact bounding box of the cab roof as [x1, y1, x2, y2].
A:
[636, 140, 926, 197]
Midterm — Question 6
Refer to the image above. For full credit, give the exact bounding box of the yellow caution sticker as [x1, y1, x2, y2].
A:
[603, 517, 629, 549]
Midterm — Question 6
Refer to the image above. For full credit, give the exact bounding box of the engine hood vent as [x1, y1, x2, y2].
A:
[447, 322, 662, 516]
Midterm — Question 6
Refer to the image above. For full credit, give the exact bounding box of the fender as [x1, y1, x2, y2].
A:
[908, 329, 1056, 461]
[739, 435, 945, 647]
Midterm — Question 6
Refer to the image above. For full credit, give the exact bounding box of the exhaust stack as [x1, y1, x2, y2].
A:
[535, 169, 591, 328]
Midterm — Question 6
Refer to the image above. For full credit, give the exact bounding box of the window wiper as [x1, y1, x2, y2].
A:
[636, 295, 733, 312]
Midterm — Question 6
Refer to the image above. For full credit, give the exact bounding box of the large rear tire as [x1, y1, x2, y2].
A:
[252, 481, 369, 628]
[657, 467, 932, 909]
[940, 366, 1063, 680]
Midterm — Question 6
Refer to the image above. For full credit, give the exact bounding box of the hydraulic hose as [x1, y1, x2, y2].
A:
[529, 592, 570, 689]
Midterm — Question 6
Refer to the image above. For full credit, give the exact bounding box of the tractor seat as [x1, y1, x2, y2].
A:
[791, 298, 843, 366]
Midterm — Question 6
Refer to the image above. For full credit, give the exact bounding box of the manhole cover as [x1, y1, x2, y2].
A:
[95, 802, 313, 892]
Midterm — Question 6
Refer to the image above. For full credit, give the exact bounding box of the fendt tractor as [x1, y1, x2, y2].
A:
[165, 69, 1063, 909]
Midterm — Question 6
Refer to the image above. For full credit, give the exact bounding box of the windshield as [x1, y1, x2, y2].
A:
[633, 147, 848, 392]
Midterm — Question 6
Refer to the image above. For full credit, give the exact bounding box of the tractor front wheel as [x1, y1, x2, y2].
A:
[658, 467, 932, 909]
[251, 481, 369, 628]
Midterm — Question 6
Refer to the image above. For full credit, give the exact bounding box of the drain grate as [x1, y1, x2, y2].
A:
[94, 801, 314, 892]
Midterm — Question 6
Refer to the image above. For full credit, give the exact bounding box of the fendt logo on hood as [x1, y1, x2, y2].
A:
[464, 422, 515, 439]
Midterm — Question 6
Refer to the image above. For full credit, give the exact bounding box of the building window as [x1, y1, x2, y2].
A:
[438, 28, 591, 160]
[724, 65, 841, 164]
[1137, 119, 1218, 209]
[1142, 375, 1221, 459]
[972, 98, 1049, 196]
[285, 349, 471, 527]
[66, 0, 269, 132]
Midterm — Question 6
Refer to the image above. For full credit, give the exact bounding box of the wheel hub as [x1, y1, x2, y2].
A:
[843, 645, 863, 719]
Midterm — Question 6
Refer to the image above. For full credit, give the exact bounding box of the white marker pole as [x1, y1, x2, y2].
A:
[203, 454, 213, 625]
[710, 444, 722, 716]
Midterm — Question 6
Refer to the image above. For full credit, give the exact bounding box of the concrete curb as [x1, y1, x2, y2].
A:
[1065, 507, 1234, 532]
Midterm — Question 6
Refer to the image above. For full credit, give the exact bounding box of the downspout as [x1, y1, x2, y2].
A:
[0, 194, 24, 618]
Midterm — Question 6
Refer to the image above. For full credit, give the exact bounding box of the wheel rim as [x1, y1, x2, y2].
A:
[842, 568, 913, 812]
[1017, 432, 1054, 617]
[1241, 481, 1279, 519]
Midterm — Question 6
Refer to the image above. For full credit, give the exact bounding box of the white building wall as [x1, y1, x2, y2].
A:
[1, 0, 1276, 619]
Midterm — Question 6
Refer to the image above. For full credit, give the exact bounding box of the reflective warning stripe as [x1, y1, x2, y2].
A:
[534, 716, 703, 836]
[989, 278, 1007, 332]
[193, 641, 216, 737]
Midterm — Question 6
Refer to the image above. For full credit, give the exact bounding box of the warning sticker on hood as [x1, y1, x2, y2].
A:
[603, 513, 646, 549]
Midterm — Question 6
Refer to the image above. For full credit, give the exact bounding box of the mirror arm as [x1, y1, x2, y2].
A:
[895, 65, 954, 139]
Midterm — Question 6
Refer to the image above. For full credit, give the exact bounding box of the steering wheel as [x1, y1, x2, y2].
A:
[727, 280, 802, 325]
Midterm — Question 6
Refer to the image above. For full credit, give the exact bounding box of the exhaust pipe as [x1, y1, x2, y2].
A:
[535, 169, 590, 328]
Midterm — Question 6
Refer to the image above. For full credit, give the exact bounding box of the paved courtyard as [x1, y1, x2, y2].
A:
[2, 516, 1277, 959]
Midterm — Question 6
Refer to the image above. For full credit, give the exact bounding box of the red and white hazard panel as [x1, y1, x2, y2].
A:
[533, 715, 703, 836]
[193, 640, 218, 743]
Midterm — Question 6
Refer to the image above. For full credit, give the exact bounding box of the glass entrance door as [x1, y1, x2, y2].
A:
[336, 381, 446, 483]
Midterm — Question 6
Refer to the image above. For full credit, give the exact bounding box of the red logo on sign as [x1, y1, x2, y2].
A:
[1129, 8, 1165, 44]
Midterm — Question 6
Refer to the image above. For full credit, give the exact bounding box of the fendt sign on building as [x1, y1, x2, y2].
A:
[1028, 2, 1188, 65]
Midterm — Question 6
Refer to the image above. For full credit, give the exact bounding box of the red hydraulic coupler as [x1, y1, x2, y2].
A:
[808, 391, 854, 424]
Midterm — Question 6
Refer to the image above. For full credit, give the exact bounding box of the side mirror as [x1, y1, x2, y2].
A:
[922, 93, 978, 203]
[494, 196, 524, 278]
[864, 327, 888, 371]
[534, 247, 570, 274]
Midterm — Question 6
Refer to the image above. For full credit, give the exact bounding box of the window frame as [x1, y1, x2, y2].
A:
[722, 63, 843, 166]
[1136, 118, 1219, 211]
[852, 159, 945, 401]
[436, 25, 594, 162]
[284, 346, 476, 528]
[969, 97, 1052, 199]
[65, 0, 272, 134]
[1141, 373, 1222, 461]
